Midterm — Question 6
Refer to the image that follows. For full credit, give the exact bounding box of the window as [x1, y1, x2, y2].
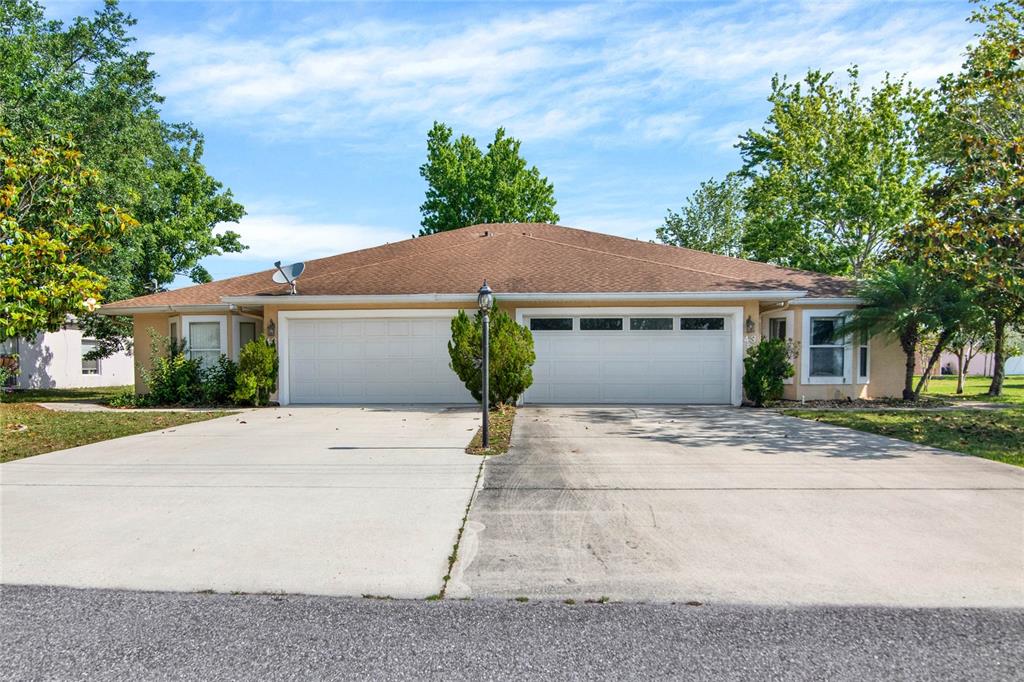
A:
[768, 318, 787, 340]
[858, 334, 870, 382]
[630, 317, 673, 331]
[680, 317, 725, 331]
[81, 339, 100, 375]
[530, 318, 572, 331]
[808, 317, 844, 378]
[188, 322, 222, 368]
[580, 318, 623, 331]
[238, 321, 257, 348]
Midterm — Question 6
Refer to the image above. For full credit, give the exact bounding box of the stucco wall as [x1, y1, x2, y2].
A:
[11, 329, 134, 389]
[132, 313, 170, 393]
[129, 298, 906, 401]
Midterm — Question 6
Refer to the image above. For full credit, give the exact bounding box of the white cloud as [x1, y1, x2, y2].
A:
[142, 1, 974, 147]
[217, 213, 411, 265]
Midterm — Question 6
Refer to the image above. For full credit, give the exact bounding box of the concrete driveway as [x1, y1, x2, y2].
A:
[1, 406, 481, 598]
[450, 406, 1024, 606]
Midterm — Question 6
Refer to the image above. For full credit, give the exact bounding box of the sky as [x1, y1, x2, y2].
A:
[47, 0, 979, 286]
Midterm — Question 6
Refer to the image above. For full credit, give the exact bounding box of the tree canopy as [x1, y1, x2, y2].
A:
[903, 0, 1023, 394]
[419, 122, 558, 235]
[1, 127, 137, 339]
[656, 175, 746, 257]
[0, 0, 245, 346]
[737, 68, 931, 276]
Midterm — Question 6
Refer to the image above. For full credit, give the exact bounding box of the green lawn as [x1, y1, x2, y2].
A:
[1, 385, 132, 404]
[1, 403, 233, 462]
[784, 409, 1024, 467]
[919, 375, 1024, 406]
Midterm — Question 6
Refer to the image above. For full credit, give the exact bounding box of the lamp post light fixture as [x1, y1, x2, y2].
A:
[477, 280, 494, 448]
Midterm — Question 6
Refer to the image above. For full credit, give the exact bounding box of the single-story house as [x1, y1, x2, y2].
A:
[1, 324, 134, 389]
[100, 223, 904, 405]
[926, 350, 1024, 377]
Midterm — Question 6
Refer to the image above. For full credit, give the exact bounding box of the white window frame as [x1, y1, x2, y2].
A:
[760, 310, 795, 384]
[181, 315, 228, 366]
[857, 333, 870, 385]
[517, 306, 744, 406]
[81, 338, 101, 375]
[801, 308, 852, 385]
[232, 315, 262, 361]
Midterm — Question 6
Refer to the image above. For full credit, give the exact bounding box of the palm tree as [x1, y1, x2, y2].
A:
[837, 263, 943, 401]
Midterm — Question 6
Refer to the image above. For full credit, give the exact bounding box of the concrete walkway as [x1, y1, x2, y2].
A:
[451, 406, 1024, 607]
[34, 401, 233, 413]
[1, 406, 482, 598]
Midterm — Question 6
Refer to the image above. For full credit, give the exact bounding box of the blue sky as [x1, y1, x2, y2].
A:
[51, 0, 978, 285]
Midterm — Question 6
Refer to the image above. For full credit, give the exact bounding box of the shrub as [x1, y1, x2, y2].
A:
[107, 390, 154, 408]
[200, 354, 238, 405]
[142, 332, 203, 405]
[448, 306, 535, 405]
[742, 338, 797, 407]
[232, 335, 278, 406]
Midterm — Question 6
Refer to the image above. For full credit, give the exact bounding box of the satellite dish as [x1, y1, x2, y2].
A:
[272, 261, 305, 294]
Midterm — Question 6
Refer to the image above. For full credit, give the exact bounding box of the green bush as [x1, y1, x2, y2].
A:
[200, 355, 238, 405]
[107, 390, 154, 408]
[139, 332, 237, 406]
[448, 306, 535, 405]
[232, 335, 278, 406]
[142, 332, 203, 405]
[742, 338, 797, 407]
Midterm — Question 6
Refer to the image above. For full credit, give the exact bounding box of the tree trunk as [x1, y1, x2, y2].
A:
[956, 346, 966, 394]
[914, 330, 952, 398]
[987, 315, 1006, 396]
[900, 333, 917, 401]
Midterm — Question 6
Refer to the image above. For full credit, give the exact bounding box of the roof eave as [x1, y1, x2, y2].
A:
[97, 304, 231, 316]
[221, 290, 811, 305]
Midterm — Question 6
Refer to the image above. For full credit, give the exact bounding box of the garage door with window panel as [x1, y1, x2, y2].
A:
[524, 314, 733, 404]
[287, 317, 472, 404]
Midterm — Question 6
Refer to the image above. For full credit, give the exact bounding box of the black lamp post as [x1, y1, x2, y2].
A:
[477, 280, 494, 448]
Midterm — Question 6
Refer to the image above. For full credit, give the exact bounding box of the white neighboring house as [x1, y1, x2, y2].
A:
[1, 324, 134, 389]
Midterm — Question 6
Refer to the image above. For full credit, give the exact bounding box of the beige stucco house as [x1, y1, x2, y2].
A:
[101, 223, 904, 405]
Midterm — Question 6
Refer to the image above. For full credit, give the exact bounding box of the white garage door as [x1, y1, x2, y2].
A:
[524, 314, 734, 404]
[287, 317, 472, 404]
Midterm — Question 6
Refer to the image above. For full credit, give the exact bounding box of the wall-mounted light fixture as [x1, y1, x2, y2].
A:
[267, 319, 276, 340]
[745, 316, 756, 334]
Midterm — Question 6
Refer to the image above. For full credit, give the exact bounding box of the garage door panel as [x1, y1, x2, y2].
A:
[602, 360, 648, 381]
[551, 383, 601, 402]
[602, 383, 651, 401]
[287, 317, 471, 404]
[524, 314, 733, 405]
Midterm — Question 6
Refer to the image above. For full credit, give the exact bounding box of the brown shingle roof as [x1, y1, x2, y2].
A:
[102, 223, 853, 309]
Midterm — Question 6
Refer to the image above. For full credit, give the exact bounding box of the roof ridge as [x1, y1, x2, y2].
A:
[520, 233, 748, 283]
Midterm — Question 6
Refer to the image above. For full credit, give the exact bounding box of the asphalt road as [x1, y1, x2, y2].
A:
[2, 585, 1021, 681]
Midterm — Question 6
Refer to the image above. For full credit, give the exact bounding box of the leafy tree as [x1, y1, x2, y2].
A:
[738, 68, 931, 276]
[657, 175, 746, 256]
[232, 336, 278, 406]
[742, 338, 796, 406]
[1, 127, 137, 339]
[1, 0, 246, 352]
[905, 0, 1024, 396]
[419, 122, 558, 235]
[448, 306, 535, 405]
[836, 263, 946, 400]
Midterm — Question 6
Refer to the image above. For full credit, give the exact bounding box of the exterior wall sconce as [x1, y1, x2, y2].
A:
[267, 319, 276, 340]
[745, 315, 756, 334]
